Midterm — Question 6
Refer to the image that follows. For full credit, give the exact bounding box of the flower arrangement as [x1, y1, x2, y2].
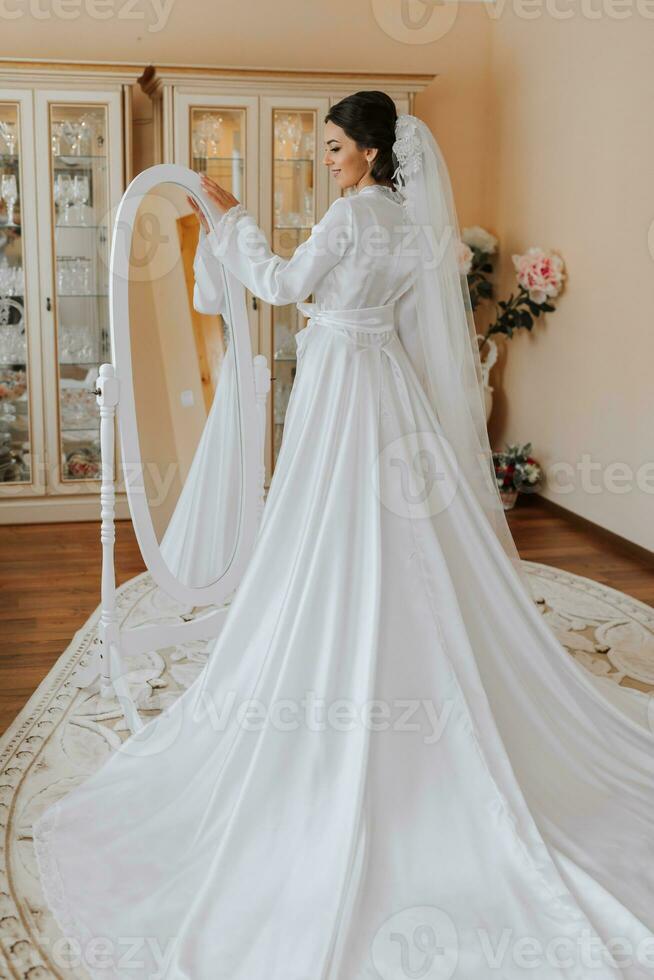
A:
[492, 442, 543, 509]
[65, 445, 101, 480]
[458, 227, 498, 312]
[459, 227, 566, 356]
[0, 369, 27, 401]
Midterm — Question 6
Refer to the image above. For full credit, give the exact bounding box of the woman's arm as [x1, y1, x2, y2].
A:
[199, 192, 353, 307]
[192, 226, 230, 319]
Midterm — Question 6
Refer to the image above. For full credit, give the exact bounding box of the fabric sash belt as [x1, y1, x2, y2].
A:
[295, 301, 411, 415]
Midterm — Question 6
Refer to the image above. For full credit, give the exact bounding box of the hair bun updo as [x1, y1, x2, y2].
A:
[325, 91, 399, 188]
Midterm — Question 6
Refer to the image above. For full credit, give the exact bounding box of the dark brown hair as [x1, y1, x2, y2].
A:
[325, 91, 398, 188]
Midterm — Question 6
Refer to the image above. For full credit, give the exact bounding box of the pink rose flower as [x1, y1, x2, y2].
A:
[512, 247, 565, 305]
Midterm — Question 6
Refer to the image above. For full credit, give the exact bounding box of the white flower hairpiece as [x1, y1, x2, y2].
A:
[392, 114, 423, 183]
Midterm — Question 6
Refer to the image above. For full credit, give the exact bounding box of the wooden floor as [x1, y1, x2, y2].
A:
[1, 497, 652, 736]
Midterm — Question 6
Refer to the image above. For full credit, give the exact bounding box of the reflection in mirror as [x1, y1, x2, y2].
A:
[127, 181, 242, 590]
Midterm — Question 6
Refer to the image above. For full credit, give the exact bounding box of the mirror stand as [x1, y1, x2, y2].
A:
[72, 354, 271, 734]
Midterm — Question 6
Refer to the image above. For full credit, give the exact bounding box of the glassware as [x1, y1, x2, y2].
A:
[62, 121, 82, 156]
[0, 121, 17, 156]
[301, 130, 314, 161]
[303, 189, 314, 226]
[192, 114, 223, 160]
[1, 174, 17, 225]
[59, 322, 99, 363]
[190, 107, 245, 197]
[77, 113, 96, 155]
[0, 258, 23, 296]
[72, 175, 90, 224]
[54, 174, 74, 225]
[51, 121, 64, 156]
[274, 113, 303, 158]
[0, 310, 27, 364]
[57, 256, 92, 295]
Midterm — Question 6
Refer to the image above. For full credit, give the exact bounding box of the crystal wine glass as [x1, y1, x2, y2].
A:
[55, 174, 74, 225]
[0, 122, 17, 156]
[72, 175, 90, 225]
[1, 175, 18, 226]
[51, 122, 64, 156]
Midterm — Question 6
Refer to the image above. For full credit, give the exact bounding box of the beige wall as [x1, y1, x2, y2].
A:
[486, 6, 654, 551]
[5, 0, 649, 549]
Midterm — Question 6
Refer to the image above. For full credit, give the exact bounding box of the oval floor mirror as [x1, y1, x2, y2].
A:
[74, 164, 270, 733]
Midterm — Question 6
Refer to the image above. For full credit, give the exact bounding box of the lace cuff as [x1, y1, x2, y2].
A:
[201, 202, 249, 258]
[215, 202, 249, 232]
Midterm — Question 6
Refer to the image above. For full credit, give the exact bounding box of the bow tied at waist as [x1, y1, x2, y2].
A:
[294, 301, 412, 415]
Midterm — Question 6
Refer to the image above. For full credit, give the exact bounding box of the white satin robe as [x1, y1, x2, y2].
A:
[33, 183, 654, 980]
[159, 235, 241, 589]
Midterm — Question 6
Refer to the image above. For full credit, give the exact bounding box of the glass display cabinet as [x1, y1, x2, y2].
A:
[35, 88, 125, 501]
[48, 103, 111, 485]
[140, 67, 428, 484]
[270, 108, 317, 464]
[0, 67, 134, 524]
[190, 106, 246, 194]
[171, 91, 260, 356]
[0, 100, 33, 490]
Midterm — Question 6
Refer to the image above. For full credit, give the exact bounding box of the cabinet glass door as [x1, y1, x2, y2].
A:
[190, 106, 246, 198]
[185, 102, 262, 362]
[271, 109, 316, 465]
[0, 103, 31, 485]
[49, 103, 110, 484]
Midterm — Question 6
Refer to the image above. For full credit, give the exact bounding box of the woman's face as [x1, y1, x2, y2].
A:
[323, 121, 378, 192]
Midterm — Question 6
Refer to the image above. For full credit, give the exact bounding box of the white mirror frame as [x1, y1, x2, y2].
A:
[73, 164, 270, 733]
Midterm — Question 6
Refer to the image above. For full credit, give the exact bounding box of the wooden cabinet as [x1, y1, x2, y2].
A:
[0, 62, 434, 520]
[0, 64, 135, 523]
[139, 66, 433, 482]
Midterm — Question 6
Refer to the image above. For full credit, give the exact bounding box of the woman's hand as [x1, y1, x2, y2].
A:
[199, 175, 240, 217]
[187, 195, 209, 234]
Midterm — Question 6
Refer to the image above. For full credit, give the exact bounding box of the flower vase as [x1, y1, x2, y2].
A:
[500, 487, 518, 510]
[478, 336, 498, 422]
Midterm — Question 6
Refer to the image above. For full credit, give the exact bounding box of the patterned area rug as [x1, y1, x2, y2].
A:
[1, 563, 653, 979]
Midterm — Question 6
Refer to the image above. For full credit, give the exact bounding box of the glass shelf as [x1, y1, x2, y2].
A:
[61, 424, 99, 434]
[274, 157, 314, 164]
[53, 154, 107, 164]
[59, 362, 103, 369]
[54, 224, 104, 230]
[191, 155, 245, 165]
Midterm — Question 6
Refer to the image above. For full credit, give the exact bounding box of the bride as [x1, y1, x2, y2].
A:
[33, 91, 654, 980]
